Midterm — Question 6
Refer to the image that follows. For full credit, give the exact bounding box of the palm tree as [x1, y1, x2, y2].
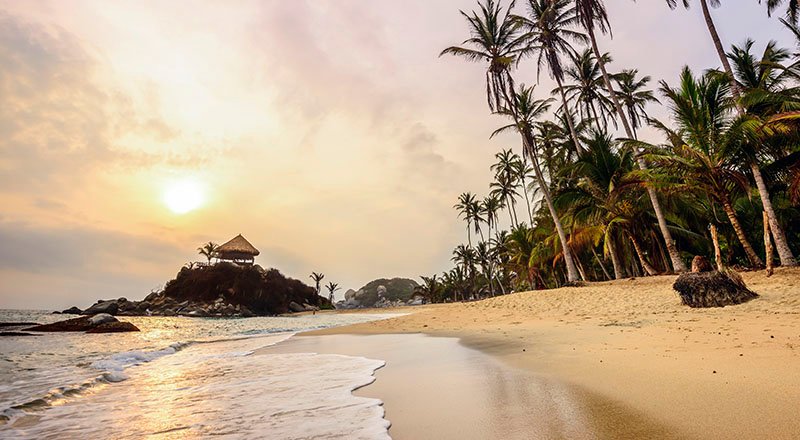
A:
[573, 0, 688, 273]
[197, 242, 218, 264]
[644, 67, 764, 267]
[325, 282, 341, 303]
[439, 0, 525, 113]
[613, 69, 659, 138]
[760, 0, 800, 24]
[482, 195, 503, 240]
[727, 40, 799, 266]
[492, 84, 583, 282]
[455, 192, 479, 246]
[514, 0, 588, 155]
[419, 275, 440, 302]
[514, 153, 538, 225]
[491, 149, 522, 225]
[309, 272, 325, 296]
[563, 48, 614, 131]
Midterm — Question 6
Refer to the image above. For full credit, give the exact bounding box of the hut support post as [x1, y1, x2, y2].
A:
[764, 211, 774, 277]
[711, 224, 723, 272]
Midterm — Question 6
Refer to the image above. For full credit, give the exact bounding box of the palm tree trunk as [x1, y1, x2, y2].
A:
[521, 132, 581, 283]
[591, 246, 612, 281]
[764, 211, 775, 276]
[573, 248, 588, 281]
[586, 26, 688, 274]
[606, 234, 624, 280]
[555, 75, 584, 155]
[721, 199, 764, 267]
[711, 224, 724, 271]
[627, 232, 659, 276]
[694, 1, 795, 267]
[752, 164, 796, 266]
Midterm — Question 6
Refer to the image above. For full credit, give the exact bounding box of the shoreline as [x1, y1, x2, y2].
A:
[305, 268, 800, 439]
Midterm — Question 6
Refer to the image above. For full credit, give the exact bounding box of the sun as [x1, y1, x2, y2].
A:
[163, 178, 206, 214]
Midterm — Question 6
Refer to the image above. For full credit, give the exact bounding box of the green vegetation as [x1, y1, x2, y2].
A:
[429, 0, 800, 302]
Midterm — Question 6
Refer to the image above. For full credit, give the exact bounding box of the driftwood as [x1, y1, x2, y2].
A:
[673, 271, 759, 308]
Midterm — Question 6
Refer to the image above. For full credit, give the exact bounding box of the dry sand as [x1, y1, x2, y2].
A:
[308, 267, 800, 439]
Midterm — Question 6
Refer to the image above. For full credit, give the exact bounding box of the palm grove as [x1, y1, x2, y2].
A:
[419, 0, 800, 303]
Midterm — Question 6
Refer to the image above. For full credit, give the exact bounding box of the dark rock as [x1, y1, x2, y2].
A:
[691, 256, 714, 273]
[89, 314, 117, 325]
[51, 311, 61, 314]
[1, 332, 38, 337]
[0, 322, 39, 328]
[673, 271, 759, 308]
[288, 301, 305, 313]
[61, 307, 83, 315]
[82, 300, 119, 316]
[86, 322, 140, 333]
[26, 316, 99, 332]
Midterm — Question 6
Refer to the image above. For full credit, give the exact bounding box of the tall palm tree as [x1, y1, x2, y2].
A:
[491, 149, 522, 225]
[574, 0, 688, 273]
[419, 275, 440, 302]
[455, 192, 479, 246]
[309, 272, 325, 296]
[613, 69, 659, 138]
[728, 40, 799, 266]
[563, 48, 614, 131]
[514, 0, 588, 154]
[197, 242, 218, 264]
[513, 157, 537, 225]
[443, 0, 581, 282]
[482, 195, 503, 239]
[644, 67, 764, 267]
[667, 0, 796, 267]
[492, 84, 583, 282]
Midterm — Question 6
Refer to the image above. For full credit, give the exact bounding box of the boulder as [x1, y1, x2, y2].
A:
[302, 303, 320, 312]
[691, 256, 714, 273]
[89, 314, 117, 325]
[673, 271, 759, 308]
[86, 322, 140, 333]
[344, 289, 357, 301]
[288, 301, 306, 313]
[61, 306, 83, 315]
[82, 300, 119, 316]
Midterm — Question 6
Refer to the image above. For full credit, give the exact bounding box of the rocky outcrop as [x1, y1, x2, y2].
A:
[336, 278, 424, 309]
[25, 314, 140, 333]
[62, 306, 83, 315]
[71, 263, 332, 318]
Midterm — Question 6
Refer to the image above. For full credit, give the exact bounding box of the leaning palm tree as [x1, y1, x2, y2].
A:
[642, 67, 764, 267]
[442, 0, 581, 283]
[573, 0, 688, 273]
[665, 2, 796, 268]
[493, 84, 583, 282]
[197, 242, 218, 264]
[514, 0, 588, 155]
[309, 272, 325, 296]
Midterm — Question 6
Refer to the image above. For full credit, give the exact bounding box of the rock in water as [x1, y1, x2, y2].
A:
[61, 306, 83, 315]
[89, 313, 116, 325]
[673, 271, 759, 308]
[691, 256, 714, 273]
[86, 322, 140, 333]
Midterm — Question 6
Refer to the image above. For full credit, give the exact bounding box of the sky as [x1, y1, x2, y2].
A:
[0, 0, 795, 309]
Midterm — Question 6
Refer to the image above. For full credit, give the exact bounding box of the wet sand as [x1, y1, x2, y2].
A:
[308, 267, 800, 439]
[258, 333, 686, 439]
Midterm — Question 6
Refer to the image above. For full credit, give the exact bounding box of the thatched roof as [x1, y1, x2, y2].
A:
[216, 234, 260, 256]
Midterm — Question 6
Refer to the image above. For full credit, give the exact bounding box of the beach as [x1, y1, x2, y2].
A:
[305, 267, 800, 439]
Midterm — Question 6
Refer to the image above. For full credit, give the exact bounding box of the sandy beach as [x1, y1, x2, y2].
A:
[306, 268, 800, 439]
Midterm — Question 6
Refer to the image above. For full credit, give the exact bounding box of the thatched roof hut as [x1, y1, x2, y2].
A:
[216, 234, 260, 265]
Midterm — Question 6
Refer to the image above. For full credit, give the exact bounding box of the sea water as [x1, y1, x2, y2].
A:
[0, 310, 396, 439]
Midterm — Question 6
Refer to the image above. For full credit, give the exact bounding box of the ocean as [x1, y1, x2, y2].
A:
[0, 310, 397, 439]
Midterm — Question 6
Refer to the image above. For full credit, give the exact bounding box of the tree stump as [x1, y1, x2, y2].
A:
[673, 271, 759, 308]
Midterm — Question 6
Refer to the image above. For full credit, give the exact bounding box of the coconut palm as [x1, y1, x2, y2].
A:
[613, 69, 659, 138]
[197, 242, 218, 264]
[492, 84, 582, 283]
[514, 0, 588, 155]
[571, 0, 688, 273]
[419, 275, 440, 302]
[325, 282, 341, 302]
[727, 40, 799, 266]
[643, 67, 764, 267]
[513, 157, 537, 225]
[562, 48, 615, 131]
[490, 149, 523, 226]
[455, 192, 479, 246]
[309, 272, 325, 296]
[760, 0, 800, 24]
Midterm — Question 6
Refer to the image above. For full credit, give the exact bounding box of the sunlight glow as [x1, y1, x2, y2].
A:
[163, 178, 206, 214]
